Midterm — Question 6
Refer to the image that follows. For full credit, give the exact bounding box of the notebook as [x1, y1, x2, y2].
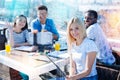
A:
[14, 46, 34, 52]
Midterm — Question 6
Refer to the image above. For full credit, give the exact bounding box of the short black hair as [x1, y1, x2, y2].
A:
[37, 5, 48, 12]
[86, 10, 98, 19]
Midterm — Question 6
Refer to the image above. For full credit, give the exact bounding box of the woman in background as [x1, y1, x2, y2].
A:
[6, 15, 31, 80]
[7, 15, 30, 48]
[66, 17, 98, 80]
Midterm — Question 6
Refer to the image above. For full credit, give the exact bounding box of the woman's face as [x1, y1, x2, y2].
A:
[15, 17, 26, 29]
[69, 23, 81, 40]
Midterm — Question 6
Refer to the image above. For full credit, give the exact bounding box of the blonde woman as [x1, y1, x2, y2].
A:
[66, 17, 98, 80]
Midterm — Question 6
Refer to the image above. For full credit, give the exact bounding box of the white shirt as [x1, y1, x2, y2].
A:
[41, 24, 45, 30]
[86, 23, 115, 65]
[71, 38, 98, 77]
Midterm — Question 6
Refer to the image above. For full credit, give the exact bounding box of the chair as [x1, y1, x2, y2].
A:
[96, 51, 120, 80]
[9, 68, 22, 80]
[112, 51, 120, 65]
[0, 28, 7, 50]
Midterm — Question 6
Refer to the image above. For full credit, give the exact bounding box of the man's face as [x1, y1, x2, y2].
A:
[37, 10, 47, 23]
[84, 12, 97, 28]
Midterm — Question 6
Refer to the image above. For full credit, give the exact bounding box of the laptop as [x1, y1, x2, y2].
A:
[28, 32, 53, 45]
[45, 54, 66, 77]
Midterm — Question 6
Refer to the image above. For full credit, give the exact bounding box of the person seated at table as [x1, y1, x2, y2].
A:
[31, 5, 59, 52]
[84, 10, 115, 65]
[6, 15, 37, 80]
[6, 15, 30, 48]
[66, 17, 98, 80]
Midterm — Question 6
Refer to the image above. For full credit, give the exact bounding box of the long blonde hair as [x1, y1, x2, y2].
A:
[67, 17, 86, 50]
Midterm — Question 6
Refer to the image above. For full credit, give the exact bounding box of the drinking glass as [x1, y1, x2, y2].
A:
[5, 44, 11, 54]
[54, 42, 60, 51]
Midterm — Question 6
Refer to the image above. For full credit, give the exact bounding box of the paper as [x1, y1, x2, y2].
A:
[35, 56, 50, 62]
[35, 55, 57, 62]
[48, 51, 69, 59]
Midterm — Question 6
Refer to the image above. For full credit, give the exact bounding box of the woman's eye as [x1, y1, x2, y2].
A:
[75, 27, 79, 30]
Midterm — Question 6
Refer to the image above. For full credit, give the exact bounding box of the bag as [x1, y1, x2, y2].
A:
[0, 28, 7, 50]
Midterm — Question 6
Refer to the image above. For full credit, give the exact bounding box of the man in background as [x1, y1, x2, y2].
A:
[31, 5, 59, 52]
[31, 5, 59, 41]
[84, 10, 115, 65]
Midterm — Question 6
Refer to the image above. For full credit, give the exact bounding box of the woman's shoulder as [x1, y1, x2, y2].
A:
[84, 38, 98, 52]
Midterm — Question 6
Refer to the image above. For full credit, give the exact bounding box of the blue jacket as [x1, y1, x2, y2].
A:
[31, 18, 59, 39]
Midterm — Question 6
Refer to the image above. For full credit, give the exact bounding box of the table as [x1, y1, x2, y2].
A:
[0, 50, 68, 80]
